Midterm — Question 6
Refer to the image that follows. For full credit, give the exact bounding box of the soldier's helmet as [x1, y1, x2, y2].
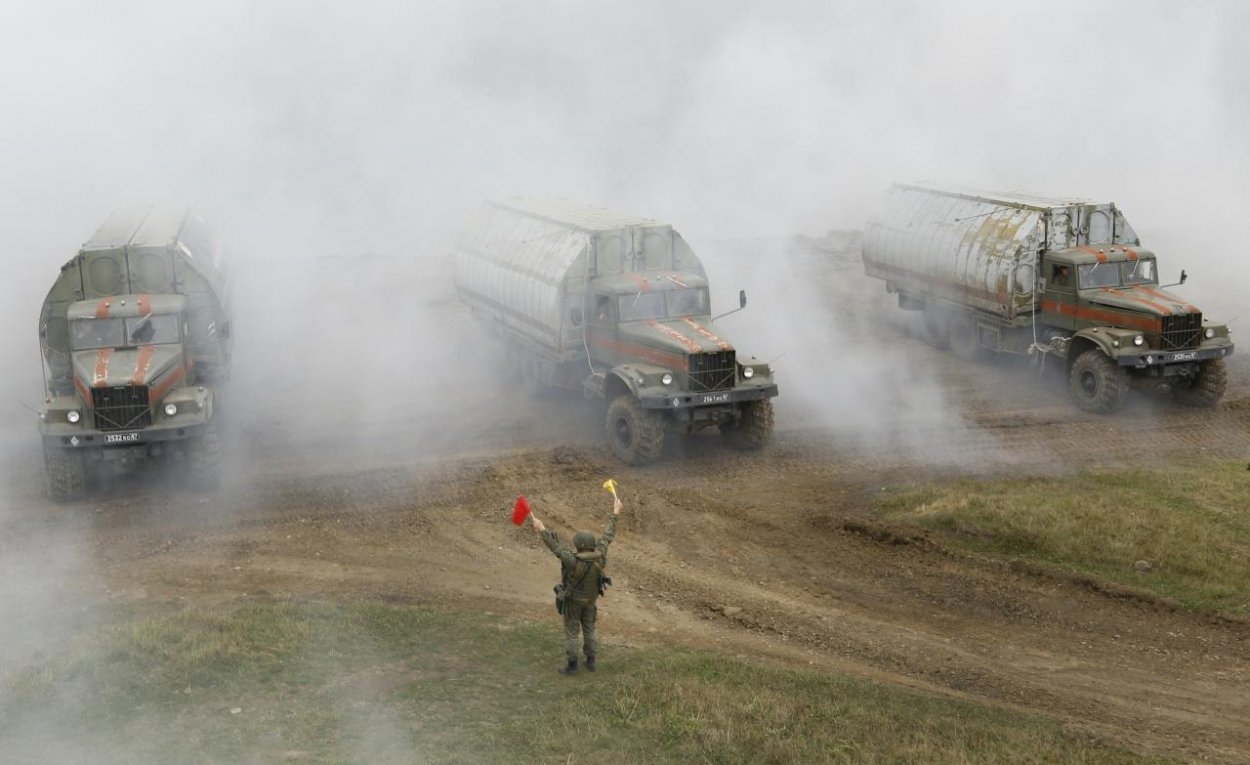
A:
[573, 530, 596, 550]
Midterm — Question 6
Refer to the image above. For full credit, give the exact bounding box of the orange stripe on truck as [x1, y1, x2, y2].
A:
[93, 348, 113, 387]
[95, 299, 112, 318]
[588, 333, 686, 369]
[1040, 299, 1161, 332]
[149, 363, 188, 403]
[137, 294, 152, 316]
[1138, 286, 1197, 314]
[1077, 246, 1109, 263]
[130, 345, 156, 385]
[681, 318, 733, 351]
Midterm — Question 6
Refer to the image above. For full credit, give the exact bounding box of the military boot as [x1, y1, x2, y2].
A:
[559, 659, 578, 675]
[585, 656, 596, 672]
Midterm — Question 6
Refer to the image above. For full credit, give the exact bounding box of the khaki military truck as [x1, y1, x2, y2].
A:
[863, 184, 1234, 413]
[453, 198, 778, 464]
[37, 207, 232, 500]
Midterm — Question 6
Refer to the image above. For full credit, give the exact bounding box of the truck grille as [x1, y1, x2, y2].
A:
[92, 385, 152, 431]
[1158, 313, 1202, 351]
[687, 351, 736, 392]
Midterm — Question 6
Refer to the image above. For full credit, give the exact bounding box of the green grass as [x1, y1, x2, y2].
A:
[879, 460, 1250, 614]
[0, 599, 1174, 765]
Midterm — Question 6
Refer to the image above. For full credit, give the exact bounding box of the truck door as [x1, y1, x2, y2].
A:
[1041, 260, 1077, 331]
[586, 292, 619, 365]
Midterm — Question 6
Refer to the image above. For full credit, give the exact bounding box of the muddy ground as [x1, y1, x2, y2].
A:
[3, 240, 1249, 763]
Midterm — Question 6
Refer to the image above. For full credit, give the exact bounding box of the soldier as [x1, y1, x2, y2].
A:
[531, 494, 621, 675]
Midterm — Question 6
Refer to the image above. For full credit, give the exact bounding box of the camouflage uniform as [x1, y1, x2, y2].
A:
[542, 514, 617, 667]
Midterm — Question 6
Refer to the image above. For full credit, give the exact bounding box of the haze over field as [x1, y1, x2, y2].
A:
[1, 3, 1248, 760]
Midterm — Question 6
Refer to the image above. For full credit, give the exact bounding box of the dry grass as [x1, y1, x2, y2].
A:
[879, 460, 1250, 613]
[0, 599, 1175, 764]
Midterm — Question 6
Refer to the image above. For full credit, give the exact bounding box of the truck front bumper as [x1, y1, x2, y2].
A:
[40, 421, 208, 450]
[1116, 343, 1234, 368]
[640, 384, 779, 410]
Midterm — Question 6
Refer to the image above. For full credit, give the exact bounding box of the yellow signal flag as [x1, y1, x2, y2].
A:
[602, 478, 618, 497]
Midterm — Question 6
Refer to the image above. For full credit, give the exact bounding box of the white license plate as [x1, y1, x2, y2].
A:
[699, 393, 731, 404]
[105, 432, 141, 444]
[1169, 352, 1198, 362]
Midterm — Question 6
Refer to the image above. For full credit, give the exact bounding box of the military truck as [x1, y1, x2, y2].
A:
[452, 198, 778, 464]
[37, 207, 232, 500]
[863, 184, 1234, 413]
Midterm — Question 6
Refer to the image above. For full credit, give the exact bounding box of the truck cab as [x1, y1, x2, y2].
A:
[37, 207, 230, 501]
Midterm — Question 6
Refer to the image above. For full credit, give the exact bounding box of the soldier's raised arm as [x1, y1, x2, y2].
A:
[597, 497, 621, 556]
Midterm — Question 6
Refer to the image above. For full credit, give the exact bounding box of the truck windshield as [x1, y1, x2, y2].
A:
[618, 288, 709, 321]
[1079, 260, 1158, 289]
[1120, 259, 1157, 285]
[71, 314, 180, 350]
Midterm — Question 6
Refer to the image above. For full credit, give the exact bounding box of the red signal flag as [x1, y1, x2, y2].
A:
[511, 495, 532, 526]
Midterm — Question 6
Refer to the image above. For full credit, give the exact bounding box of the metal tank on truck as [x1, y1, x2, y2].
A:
[862, 184, 1233, 413]
[452, 198, 779, 464]
[37, 206, 232, 500]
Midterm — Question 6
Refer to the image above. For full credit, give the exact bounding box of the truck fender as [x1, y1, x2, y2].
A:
[1067, 329, 1117, 368]
[603, 367, 643, 402]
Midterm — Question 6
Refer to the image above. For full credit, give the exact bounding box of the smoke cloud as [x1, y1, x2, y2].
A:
[2, 1, 1247, 759]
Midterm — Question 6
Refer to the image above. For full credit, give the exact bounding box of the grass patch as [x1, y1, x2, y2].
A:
[0, 599, 1174, 764]
[879, 460, 1250, 613]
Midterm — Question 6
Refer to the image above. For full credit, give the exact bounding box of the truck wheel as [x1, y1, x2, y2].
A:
[185, 421, 222, 490]
[948, 312, 982, 361]
[1172, 358, 1227, 408]
[44, 448, 87, 502]
[722, 399, 775, 450]
[605, 394, 665, 465]
[1068, 349, 1129, 414]
[921, 305, 950, 350]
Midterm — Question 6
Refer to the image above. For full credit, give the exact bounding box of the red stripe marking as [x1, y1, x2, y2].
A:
[93, 348, 113, 387]
[150, 363, 189, 403]
[95, 299, 112, 318]
[626, 274, 652, 292]
[1101, 289, 1173, 316]
[1138, 286, 1198, 314]
[681, 318, 733, 351]
[130, 345, 156, 385]
[664, 274, 688, 288]
[588, 333, 686, 369]
[137, 294, 152, 316]
[1125, 248, 1139, 261]
[1040, 299, 1161, 332]
[647, 320, 702, 353]
[1077, 246, 1108, 263]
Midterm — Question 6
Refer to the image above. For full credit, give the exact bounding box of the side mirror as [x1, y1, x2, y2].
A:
[1180, 269, 1188, 285]
[738, 290, 747, 309]
[569, 307, 584, 326]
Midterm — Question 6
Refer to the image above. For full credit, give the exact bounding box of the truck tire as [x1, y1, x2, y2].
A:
[185, 421, 222, 490]
[1172, 358, 1227, 408]
[44, 448, 87, 502]
[948, 312, 982, 361]
[921, 305, 950, 350]
[605, 394, 665, 465]
[1068, 349, 1129, 414]
[722, 399, 775, 450]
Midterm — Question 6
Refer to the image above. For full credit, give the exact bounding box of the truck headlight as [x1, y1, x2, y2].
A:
[164, 403, 178, 417]
[742, 366, 755, 379]
[67, 410, 80, 423]
[661, 373, 673, 386]
[1204, 327, 1215, 339]
[1133, 335, 1144, 346]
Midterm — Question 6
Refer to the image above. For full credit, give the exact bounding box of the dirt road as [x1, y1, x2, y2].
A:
[4, 242, 1248, 763]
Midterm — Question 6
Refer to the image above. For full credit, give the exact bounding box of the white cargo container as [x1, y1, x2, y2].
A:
[862, 184, 1232, 413]
[453, 198, 778, 464]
